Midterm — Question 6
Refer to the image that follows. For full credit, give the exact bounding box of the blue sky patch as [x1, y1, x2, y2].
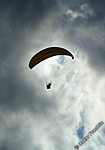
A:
[77, 124, 84, 139]
[57, 55, 65, 65]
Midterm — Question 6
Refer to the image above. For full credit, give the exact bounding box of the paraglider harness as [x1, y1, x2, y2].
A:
[46, 81, 52, 89]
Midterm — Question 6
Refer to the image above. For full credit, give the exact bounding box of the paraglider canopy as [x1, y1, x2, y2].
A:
[29, 47, 74, 69]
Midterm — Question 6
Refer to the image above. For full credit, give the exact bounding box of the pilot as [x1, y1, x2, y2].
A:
[46, 82, 52, 89]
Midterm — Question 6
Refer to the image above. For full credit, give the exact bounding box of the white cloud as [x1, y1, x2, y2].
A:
[66, 4, 93, 21]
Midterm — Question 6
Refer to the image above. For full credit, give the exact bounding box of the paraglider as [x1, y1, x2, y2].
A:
[29, 47, 74, 89]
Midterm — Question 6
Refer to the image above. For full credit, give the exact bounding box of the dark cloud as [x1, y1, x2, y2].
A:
[0, 0, 58, 27]
[85, 0, 105, 24]
[88, 0, 105, 14]
[0, 0, 58, 58]
[0, 0, 58, 59]
[0, 0, 58, 108]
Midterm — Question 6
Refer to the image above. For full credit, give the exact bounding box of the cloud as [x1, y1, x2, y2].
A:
[66, 4, 93, 21]
[0, 0, 105, 150]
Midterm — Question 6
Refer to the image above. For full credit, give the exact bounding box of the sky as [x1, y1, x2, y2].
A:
[0, 0, 105, 150]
